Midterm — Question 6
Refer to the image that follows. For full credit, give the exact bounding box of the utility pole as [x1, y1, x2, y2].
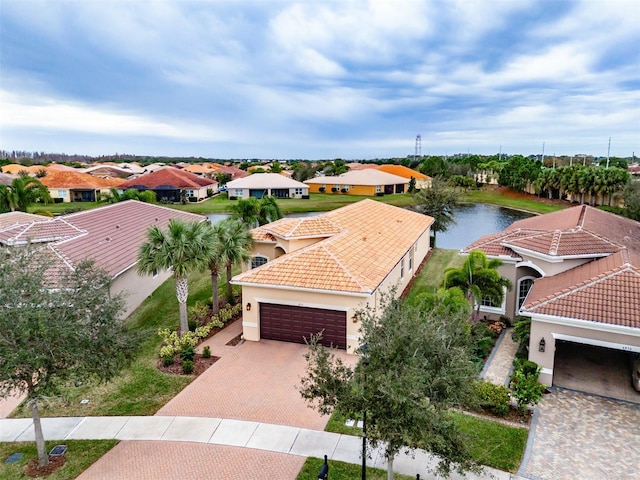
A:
[499, 145, 502, 162]
[606, 137, 611, 168]
[541, 142, 545, 164]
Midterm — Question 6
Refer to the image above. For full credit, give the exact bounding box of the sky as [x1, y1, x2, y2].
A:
[1, 0, 638, 160]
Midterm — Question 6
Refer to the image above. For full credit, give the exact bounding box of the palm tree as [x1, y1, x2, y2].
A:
[443, 250, 512, 319]
[0, 174, 51, 213]
[204, 221, 225, 315]
[258, 195, 283, 225]
[230, 198, 261, 228]
[412, 177, 461, 247]
[217, 218, 254, 303]
[137, 219, 212, 333]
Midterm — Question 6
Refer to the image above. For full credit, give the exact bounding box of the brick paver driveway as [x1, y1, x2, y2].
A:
[78, 319, 357, 479]
[522, 388, 640, 480]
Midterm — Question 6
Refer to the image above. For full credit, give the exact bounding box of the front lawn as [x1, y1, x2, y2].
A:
[10, 269, 230, 418]
[404, 248, 465, 306]
[297, 457, 415, 480]
[324, 410, 527, 473]
[0, 440, 118, 480]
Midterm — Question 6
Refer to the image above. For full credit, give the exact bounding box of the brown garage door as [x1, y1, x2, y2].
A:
[260, 303, 347, 349]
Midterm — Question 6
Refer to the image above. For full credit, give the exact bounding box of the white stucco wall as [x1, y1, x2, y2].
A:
[111, 267, 172, 319]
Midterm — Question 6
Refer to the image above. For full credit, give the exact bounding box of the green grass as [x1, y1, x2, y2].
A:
[452, 412, 528, 472]
[404, 248, 465, 306]
[0, 440, 118, 480]
[324, 411, 527, 473]
[461, 189, 565, 215]
[28, 201, 100, 216]
[10, 268, 237, 418]
[297, 457, 414, 480]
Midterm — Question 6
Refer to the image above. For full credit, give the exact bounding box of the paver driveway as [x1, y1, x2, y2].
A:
[157, 318, 357, 429]
[521, 388, 640, 480]
[78, 319, 357, 479]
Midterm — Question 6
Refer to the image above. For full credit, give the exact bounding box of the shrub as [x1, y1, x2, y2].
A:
[181, 360, 194, 375]
[188, 196, 198, 202]
[188, 319, 197, 332]
[202, 346, 211, 359]
[512, 316, 531, 347]
[470, 321, 496, 362]
[181, 345, 195, 362]
[499, 315, 512, 327]
[331, 187, 338, 192]
[318, 187, 326, 192]
[472, 380, 511, 417]
[510, 360, 545, 415]
[162, 355, 174, 367]
[341, 188, 348, 193]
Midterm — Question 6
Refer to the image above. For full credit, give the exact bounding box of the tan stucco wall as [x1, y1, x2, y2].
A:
[229, 187, 308, 199]
[48, 188, 72, 203]
[307, 183, 407, 196]
[529, 317, 640, 386]
[111, 267, 172, 319]
[240, 226, 431, 353]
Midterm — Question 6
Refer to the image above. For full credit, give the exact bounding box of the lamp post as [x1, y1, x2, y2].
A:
[359, 343, 369, 480]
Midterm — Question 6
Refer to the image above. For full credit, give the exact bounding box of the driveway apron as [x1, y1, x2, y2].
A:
[521, 388, 640, 480]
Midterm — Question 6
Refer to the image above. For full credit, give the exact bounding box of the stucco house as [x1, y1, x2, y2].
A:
[461, 205, 640, 386]
[0, 201, 205, 318]
[305, 169, 409, 196]
[119, 167, 217, 202]
[40, 170, 126, 202]
[232, 199, 434, 353]
[226, 173, 309, 199]
[376, 165, 432, 190]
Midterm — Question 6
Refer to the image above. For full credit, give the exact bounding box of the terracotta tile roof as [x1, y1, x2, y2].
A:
[120, 167, 216, 189]
[504, 230, 622, 257]
[255, 216, 342, 239]
[1, 201, 205, 279]
[234, 199, 434, 294]
[182, 164, 214, 174]
[47, 163, 79, 172]
[522, 251, 640, 328]
[0, 211, 49, 229]
[40, 170, 126, 188]
[1, 164, 43, 175]
[305, 169, 409, 186]
[206, 164, 248, 178]
[0, 217, 87, 245]
[376, 164, 430, 180]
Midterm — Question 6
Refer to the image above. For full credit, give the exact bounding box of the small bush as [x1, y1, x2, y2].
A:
[331, 187, 338, 192]
[472, 380, 511, 417]
[162, 355, 174, 367]
[510, 366, 545, 416]
[202, 346, 211, 359]
[181, 345, 195, 362]
[499, 315, 512, 327]
[188, 319, 197, 332]
[512, 316, 531, 347]
[181, 360, 194, 374]
[513, 358, 539, 377]
[318, 187, 326, 192]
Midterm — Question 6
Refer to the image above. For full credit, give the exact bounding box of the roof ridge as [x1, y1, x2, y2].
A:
[526, 263, 639, 311]
[320, 237, 368, 292]
[48, 244, 76, 272]
[549, 230, 562, 255]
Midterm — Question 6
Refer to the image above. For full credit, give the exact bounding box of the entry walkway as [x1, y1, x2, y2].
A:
[1, 415, 513, 479]
[482, 327, 519, 386]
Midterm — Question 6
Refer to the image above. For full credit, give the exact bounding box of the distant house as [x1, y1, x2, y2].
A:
[207, 163, 248, 180]
[376, 165, 431, 190]
[119, 167, 217, 202]
[82, 164, 135, 179]
[461, 205, 640, 387]
[305, 169, 409, 196]
[232, 200, 434, 353]
[0, 211, 47, 229]
[39, 170, 126, 202]
[225, 173, 309, 199]
[0, 201, 206, 317]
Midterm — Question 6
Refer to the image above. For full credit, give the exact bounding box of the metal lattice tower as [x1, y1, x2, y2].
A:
[415, 134, 422, 157]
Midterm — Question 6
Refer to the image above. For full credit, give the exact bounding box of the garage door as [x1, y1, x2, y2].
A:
[260, 303, 346, 349]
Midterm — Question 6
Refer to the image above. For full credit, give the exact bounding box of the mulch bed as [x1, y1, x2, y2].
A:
[24, 455, 65, 478]
[464, 405, 533, 427]
[157, 354, 220, 376]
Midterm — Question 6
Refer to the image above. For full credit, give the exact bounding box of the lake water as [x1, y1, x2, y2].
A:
[207, 204, 534, 251]
[435, 203, 534, 250]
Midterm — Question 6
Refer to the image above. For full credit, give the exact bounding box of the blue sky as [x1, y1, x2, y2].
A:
[1, 0, 638, 159]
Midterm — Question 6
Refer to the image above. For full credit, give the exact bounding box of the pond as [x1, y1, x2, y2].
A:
[436, 203, 534, 250]
[207, 204, 534, 251]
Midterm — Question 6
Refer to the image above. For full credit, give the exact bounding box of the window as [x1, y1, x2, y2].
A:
[409, 248, 414, 271]
[342, 184, 349, 191]
[376, 185, 382, 193]
[478, 287, 507, 314]
[251, 256, 268, 269]
[186, 189, 195, 196]
[58, 190, 67, 198]
[234, 189, 243, 196]
[152, 268, 158, 278]
[400, 257, 405, 279]
[295, 188, 303, 195]
[517, 277, 535, 309]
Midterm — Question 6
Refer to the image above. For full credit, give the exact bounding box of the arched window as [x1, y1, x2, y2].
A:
[517, 277, 536, 309]
[251, 256, 268, 269]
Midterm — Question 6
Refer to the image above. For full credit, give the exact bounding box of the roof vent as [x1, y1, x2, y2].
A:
[105, 237, 111, 242]
[115, 225, 120, 229]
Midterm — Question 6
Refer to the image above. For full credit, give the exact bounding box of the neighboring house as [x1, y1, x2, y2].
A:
[232, 199, 434, 353]
[82, 164, 135, 179]
[0, 211, 47, 229]
[461, 205, 640, 386]
[40, 170, 126, 202]
[181, 164, 216, 178]
[305, 169, 409, 196]
[376, 164, 431, 190]
[0, 201, 206, 318]
[119, 167, 217, 202]
[0, 164, 43, 176]
[207, 163, 248, 180]
[225, 173, 309, 199]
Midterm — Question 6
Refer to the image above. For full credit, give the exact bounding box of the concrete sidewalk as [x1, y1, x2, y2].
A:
[1, 415, 513, 479]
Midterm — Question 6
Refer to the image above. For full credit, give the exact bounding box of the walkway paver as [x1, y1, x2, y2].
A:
[520, 388, 640, 480]
[482, 327, 519, 386]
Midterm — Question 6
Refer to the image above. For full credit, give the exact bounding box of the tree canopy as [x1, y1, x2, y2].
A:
[300, 295, 479, 479]
[498, 155, 542, 192]
[0, 246, 133, 466]
[0, 173, 52, 213]
[412, 177, 461, 246]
